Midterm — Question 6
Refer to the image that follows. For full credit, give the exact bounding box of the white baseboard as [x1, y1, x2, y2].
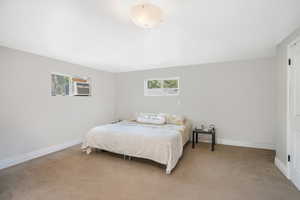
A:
[217, 138, 275, 150]
[274, 157, 290, 179]
[292, 171, 300, 191]
[194, 137, 275, 150]
[0, 137, 275, 171]
[0, 139, 82, 170]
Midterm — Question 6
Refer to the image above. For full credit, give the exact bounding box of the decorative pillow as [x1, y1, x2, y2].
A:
[136, 113, 166, 125]
[166, 114, 185, 125]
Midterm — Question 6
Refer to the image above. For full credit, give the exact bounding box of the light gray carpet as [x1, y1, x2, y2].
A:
[0, 143, 299, 200]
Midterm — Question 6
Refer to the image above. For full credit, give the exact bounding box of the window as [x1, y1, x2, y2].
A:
[144, 78, 180, 96]
[51, 74, 71, 96]
[51, 73, 91, 96]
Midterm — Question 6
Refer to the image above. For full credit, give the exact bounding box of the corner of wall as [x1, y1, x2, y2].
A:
[275, 156, 290, 179]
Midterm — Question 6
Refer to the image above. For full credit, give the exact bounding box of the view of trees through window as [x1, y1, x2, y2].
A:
[147, 79, 178, 89]
[51, 74, 70, 96]
[163, 80, 178, 88]
[145, 78, 179, 96]
[147, 80, 161, 89]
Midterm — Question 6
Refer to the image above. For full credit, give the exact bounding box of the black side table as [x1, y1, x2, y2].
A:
[192, 128, 216, 151]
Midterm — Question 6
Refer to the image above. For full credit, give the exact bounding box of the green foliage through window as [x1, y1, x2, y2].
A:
[145, 78, 179, 96]
[51, 74, 70, 96]
[147, 80, 162, 89]
[163, 80, 178, 88]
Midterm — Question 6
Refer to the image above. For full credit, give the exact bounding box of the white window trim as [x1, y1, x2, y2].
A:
[144, 77, 180, 96]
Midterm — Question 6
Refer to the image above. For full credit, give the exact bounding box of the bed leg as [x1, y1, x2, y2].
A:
[123, 155, 126, 160]
[128, 156, 131, 161]
[86, 147, 92, 155]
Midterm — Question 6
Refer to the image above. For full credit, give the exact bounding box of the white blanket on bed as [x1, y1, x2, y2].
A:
[81, 121, 185, 174]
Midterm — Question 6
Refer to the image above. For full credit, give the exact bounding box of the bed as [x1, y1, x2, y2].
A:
[81, 120, 191, 174]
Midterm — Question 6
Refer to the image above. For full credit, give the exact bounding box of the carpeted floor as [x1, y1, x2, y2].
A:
[0, 143, 299, 200]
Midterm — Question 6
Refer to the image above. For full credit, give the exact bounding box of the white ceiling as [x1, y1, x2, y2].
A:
[0, 0, 299, 72]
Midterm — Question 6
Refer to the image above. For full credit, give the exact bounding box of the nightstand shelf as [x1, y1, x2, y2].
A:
[192, 128, 216, 151]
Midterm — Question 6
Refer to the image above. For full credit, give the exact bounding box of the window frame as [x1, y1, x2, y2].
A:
[144, 77, 180, 96]
[51, 72, 91, 97]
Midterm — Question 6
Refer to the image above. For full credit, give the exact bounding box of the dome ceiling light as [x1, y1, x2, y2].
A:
[130, 3, 163, 29]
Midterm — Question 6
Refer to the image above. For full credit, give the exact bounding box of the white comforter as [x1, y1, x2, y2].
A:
[81, 121, 188, 174]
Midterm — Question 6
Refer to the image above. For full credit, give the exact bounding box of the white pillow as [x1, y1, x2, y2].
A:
[136, 113, 166, 125]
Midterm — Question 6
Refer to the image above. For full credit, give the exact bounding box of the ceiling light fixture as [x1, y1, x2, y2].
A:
[130, 3, 163, 29]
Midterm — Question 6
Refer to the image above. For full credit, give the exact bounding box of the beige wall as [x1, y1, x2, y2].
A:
[116, 58, 277, 148]
[0, 46, 115, 161]
[2, 35, 294, 166]
[276, 27, 300, 166]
